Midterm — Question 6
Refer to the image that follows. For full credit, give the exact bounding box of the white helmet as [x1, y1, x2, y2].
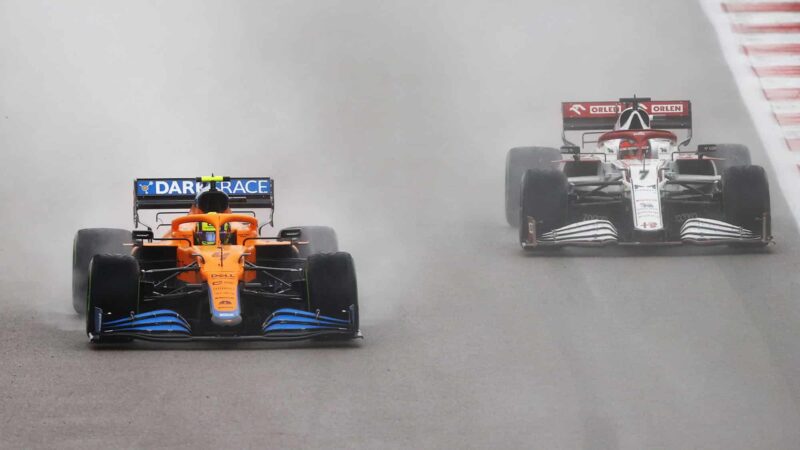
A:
[614, 106, 651, 130]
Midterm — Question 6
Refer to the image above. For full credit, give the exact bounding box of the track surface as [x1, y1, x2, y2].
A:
[2, 1, 800, 448]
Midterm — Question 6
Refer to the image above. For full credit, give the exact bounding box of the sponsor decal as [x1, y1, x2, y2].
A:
[210, 278, 238, 312]
[651, 103, 684, 114]
[590, 104, 620, 115]
[138, 181, 154, 194]
[211, 251, 230, 259]
[582, 214, 609, 221]
[636, 212, 660, 219]
[211, 273, 236, 278]
[569, 104, 586, 115]
[526, 217, 536, 244]
[136, 178, 271, 196]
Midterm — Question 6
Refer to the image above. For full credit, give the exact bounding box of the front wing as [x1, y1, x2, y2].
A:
[89, 307, 361, 342]
[521, 217, 771, 249]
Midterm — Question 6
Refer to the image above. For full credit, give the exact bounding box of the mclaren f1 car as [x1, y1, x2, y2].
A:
[72, 176, 360, 343]
[505, 97, 772, 249]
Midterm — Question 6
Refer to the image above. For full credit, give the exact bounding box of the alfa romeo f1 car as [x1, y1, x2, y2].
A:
[505, 97, 772, 249]
[72, 176, 360, 343]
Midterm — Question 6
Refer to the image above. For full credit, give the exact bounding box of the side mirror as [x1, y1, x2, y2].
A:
[560, 145, 580, 155]
[697, 144, 717, 155]
[279, 228, 302, 240]
[132, 229, 154, 243]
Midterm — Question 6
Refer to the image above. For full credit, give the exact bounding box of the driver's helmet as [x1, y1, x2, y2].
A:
[196, 221, 217, 245]
[618, 139, 650, 160]
[194, 213, 233, 245]
[614, 106, 651, 130]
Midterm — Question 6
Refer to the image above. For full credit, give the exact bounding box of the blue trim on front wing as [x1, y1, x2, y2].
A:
[266, 308, 350, 324]
[267, 314, 348, 326]
[104, 309, 190, 327]
[264, 323, 348, 332]
[100, 309, 192, 334]
[103, 316, 190, 329]
[103, 324, 192, 334]
[262, 308, 352, 335]
[93, 307, 356, 341]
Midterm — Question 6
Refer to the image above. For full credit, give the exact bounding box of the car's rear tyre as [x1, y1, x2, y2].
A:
[86, 254, 139, 343]
[505, 147, 561, 227]
[712, 144, 751, 174]
[281, 226, 338, 258]
[306, 252, 359, 339]
[723, 165, 770, 242]
[72, 228, 131, 314]
[519, 169, 569, 246]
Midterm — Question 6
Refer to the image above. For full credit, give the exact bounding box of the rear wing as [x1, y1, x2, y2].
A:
[561, 98, 692, 148]
[133, 177, 273, 227]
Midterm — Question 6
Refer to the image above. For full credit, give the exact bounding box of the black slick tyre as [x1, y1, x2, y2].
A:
[722, 165, 771, 243]
[519, 169, 569, 247]
[712, 144, 751, 174]
[72, 228, 130, 314]
[505, 147, 561, 227]
[306, 252, 359, 339]
[86, 254, 139, 343]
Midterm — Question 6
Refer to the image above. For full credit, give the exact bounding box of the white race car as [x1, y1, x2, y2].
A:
[505, 97, 771, 249]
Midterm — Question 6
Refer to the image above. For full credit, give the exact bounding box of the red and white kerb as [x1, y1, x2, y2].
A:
[723, 1, 800, 151]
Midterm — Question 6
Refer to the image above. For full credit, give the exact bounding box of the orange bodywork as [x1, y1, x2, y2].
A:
[140, 210, 295, 322]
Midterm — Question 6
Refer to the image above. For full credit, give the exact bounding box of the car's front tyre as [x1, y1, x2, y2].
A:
[723, 165, 771, 244]
[306, 252, 359, 339]
[72, 228, 130, 314]
[86, 254, 139, 343]
[519, 168, 569, 248]
[505, 147, 562, 227]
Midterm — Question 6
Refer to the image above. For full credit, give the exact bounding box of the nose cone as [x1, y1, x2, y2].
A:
[211, 311, 242, 326]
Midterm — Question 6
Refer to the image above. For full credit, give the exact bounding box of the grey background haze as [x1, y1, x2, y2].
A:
[2, 0, 800, 449]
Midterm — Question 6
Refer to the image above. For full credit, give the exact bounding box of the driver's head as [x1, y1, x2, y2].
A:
[196, 221, 216, 245]
[194, 218, 233, 246]
[615, 106, 651, 130]
[618, 140, 643, 160]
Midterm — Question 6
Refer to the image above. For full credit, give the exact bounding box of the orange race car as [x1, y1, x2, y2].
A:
[72, 176, 360, 343]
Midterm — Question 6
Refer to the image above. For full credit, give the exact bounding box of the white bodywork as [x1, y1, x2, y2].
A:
[521, 135, 767, 248]
[622, 160, 665, 231]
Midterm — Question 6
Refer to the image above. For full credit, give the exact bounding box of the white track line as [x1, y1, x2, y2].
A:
[760, 77, 800, 88]
[728, 12, 800, 24]
[749, 54, 800, 65]
[739, 33, 800, 44]
[772, 102, 800, 112]
[701, 0, 800, 229]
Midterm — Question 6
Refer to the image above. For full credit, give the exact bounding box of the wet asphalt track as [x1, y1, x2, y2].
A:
[2, 1, 800, 448]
